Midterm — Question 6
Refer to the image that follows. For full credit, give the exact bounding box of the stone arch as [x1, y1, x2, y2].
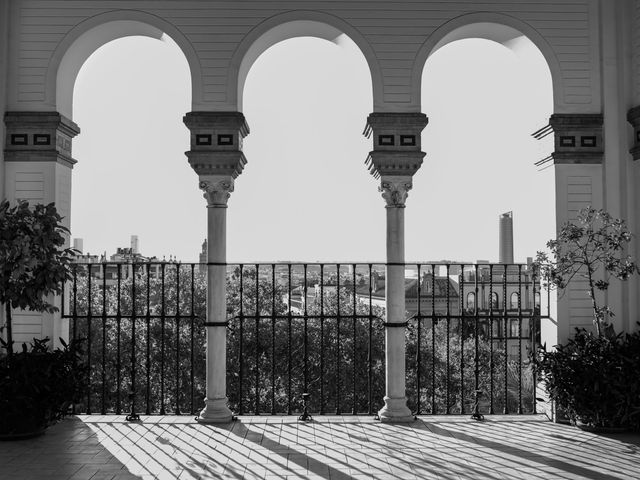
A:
[228, 10, 382, 111]
[411, 12, 563, 112]
[45, 10, 203, 119]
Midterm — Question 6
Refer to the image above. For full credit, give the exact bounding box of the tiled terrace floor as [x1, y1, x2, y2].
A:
[1, 415, 639, 480]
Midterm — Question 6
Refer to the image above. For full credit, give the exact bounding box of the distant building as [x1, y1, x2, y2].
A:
[355, 271, 460, 316]
[199, 239, 207, 275]
[73, 238, 83, 253]
[499, 211, 514, 264]
[461, 263, 539, 361]
[72, 235, 161, 284]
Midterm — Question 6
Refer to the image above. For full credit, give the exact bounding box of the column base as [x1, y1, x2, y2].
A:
[377, 396, 415, 423]
[195, 397, 233, 423]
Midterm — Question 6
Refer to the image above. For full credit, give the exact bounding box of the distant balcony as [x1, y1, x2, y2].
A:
[63, 261, 549, 418]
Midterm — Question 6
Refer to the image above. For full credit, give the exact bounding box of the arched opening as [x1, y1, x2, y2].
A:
[70, 34, 197, 260]
[409, 22, 554, 263]
[466, 292, 476, 310]
[230, 30, 376, 261]
[227, 15, 383, 111]
[492, 292, 500, 310]
[48, 13, 203, 119]
[510, 292, 520, 310]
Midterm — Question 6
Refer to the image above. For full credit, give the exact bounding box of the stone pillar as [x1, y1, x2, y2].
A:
[364, 112, 428, 422]
[549, 114, 604, 342]
[184, 111, 249, 423]
[3, 111, 80, 348]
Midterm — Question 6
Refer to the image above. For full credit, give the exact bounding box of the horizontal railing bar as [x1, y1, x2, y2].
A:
[70, 261, 537, 266]
[230, 315, 383, 320]
[61, 315, 202, 319]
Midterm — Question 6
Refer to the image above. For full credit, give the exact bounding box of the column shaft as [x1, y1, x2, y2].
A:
[377, 179, 414, 422]
[197, 181, 235, 423]
[205, 205, 229, 401]
[380, 206, 412, 419]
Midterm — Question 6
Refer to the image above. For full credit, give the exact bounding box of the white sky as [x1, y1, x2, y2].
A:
[72, 34, 553, 263]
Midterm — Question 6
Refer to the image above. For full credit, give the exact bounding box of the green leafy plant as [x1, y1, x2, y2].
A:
[535, 207, 637, 337]
[0, 337, 88, 436]
[0, 200, 77, 355]
[534, 328, 640, 430]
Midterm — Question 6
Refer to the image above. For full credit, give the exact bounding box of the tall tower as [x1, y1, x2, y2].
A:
[499, 212, 514, 264]
[73, 238, 84, 254]
[130, 235, 139, 255]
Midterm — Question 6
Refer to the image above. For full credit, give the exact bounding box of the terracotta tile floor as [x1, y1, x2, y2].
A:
[1, 415, 639, 479]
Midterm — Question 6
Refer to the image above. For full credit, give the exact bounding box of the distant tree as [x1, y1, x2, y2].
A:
[71, 264, 530, 416]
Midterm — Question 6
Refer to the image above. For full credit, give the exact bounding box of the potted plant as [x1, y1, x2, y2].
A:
[533, 207, 640, 431]
[0, 200, 86, 438]
[0, 337, 87, 439]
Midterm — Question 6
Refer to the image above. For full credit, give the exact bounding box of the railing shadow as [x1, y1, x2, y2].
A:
[15, 415, 638, 480]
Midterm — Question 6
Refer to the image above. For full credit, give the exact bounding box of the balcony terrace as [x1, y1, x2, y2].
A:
[4, 263, 639, 480]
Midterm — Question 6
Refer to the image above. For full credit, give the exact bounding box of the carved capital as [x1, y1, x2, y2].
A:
[199, 178, 234, 207]
[379, 176, 412, 207]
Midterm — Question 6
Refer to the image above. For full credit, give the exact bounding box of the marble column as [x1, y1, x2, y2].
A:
[184, 111, 249, 423]
[197, 177, 234, 423]
[364, 112, 428, 422]
[378, 176, 413, 421]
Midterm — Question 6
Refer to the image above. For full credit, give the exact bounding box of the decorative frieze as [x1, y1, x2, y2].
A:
[364, 112, 428, 178]
[549, 114, 603, 164]
[627, 106, 640, 160]
[4, 112, 80, 168]
[183, 112, 249, 177]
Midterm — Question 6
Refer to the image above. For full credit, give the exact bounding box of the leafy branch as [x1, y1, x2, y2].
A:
[0, 200, 77, 356]
[534, 207, 637, 337]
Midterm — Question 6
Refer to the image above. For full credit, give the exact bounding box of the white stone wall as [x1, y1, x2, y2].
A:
[6, 0, 601, 114]
[0, 1, 7, 345]
[0, 1, 8, 200]
[554, 164, 604, 341]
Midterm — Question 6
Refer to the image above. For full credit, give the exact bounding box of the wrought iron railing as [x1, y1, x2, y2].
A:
[62, 261, 549, 417]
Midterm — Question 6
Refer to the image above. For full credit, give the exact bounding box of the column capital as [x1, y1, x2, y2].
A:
[379, 176, 412, 208]
[4, 111, 81, 168]
[199, 176, 234, 207]
[364, 112, 428, 179]
[549, 113, 603, 164]
[627, 106, 640, 160]
[183, 111, 249, 177]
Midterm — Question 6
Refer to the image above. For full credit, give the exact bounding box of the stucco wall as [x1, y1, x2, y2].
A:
[6, 0, 601, 114]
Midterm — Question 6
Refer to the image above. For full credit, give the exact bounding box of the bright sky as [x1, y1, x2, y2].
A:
[72, 34, 553, 263]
